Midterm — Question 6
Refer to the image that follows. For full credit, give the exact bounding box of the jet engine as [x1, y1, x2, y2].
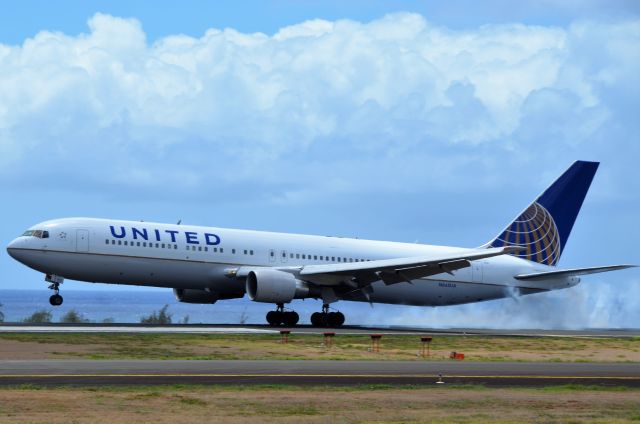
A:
[246, 269, 309, 303]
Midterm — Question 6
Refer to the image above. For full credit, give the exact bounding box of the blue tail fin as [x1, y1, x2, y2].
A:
[487, 161, 599, 266]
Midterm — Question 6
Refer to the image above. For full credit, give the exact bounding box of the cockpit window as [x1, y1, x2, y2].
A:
[21, 230, 49, 238]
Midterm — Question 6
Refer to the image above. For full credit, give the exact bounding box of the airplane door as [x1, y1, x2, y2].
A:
[76, 229, 89, 252]
[472, 262, 483, 283]
[280, 250, 288, 263]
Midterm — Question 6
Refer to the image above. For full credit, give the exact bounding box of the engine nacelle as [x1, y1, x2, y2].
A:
[173, 288, 219, 304]
[246, 269, 309, 303]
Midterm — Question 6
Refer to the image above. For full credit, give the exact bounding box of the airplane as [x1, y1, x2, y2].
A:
[6, 160, 635, 327]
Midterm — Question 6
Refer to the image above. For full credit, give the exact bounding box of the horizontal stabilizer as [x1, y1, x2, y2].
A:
[514, 265, 636, 281]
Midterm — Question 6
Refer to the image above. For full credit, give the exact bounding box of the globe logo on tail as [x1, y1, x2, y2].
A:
[490, 202, 561, 266]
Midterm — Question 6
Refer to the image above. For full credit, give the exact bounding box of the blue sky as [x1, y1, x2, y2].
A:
[0, 1, 638, 327]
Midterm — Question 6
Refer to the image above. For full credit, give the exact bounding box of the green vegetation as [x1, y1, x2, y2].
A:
[140, 304, 172, 324]
[22, 310, 53, 323]
[1, 384, 639, 423]
[1, 332, 638, 362]
[60, 309, 90, 323]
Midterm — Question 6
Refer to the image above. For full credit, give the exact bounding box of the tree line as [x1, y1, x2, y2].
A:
[0, 304, 187, 324]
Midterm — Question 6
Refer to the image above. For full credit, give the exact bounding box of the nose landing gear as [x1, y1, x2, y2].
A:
[265, 303, 299, 326]
[46, 274, 64, 306]
[310, 304, 345, 327]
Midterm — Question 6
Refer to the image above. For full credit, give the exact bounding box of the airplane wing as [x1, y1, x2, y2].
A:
[514, 265, 636, 281]
[297, 246, 521, 286]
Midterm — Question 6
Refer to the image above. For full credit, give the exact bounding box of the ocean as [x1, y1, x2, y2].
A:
[0, 289, 381, 325]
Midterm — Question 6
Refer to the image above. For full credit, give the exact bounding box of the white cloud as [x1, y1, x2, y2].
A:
[0, 13, 638, 201]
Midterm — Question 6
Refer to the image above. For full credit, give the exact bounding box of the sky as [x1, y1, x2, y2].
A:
[0, 1, 638, 328]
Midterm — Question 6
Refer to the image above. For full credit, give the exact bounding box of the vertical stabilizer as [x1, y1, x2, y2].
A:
[487, 161, 599, 266]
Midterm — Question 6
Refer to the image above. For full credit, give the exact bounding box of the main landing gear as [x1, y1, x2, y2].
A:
[266, 303, 300, 326]
[310, 304, 345, 328]
[46, 274, 64, 306]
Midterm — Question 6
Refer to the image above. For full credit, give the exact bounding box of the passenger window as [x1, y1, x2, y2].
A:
[198, 246, 202, 251]
[232, 249, 236, 254]
[111, 240, 115, 245]
[244, 250, 248, 255]
[156, 243, 159, 248]
[220, 248, 224, 253]
[331, 257, 335, 261]
[205, 247, 208, 252]
[337, 257, 341, 262]
[118, 240, 122, 245]
[314, 255, 317, 260]
[250, 250, 254, 255]
[105, 239, 109, 244]
[296, 254, 300, 259]
[42, 231, 49, 238]
[143, 242, 147, 247]
[302, 254, 306, 259]
[290, 253, 294, 258]
[214, 247, 218, 252]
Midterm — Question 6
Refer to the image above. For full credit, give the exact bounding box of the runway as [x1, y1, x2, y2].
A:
[2, 323, 639, 337]
[2, 360, 639, 387]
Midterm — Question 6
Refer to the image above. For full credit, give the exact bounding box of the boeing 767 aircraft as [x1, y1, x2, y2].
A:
[6, 161, 634, 326]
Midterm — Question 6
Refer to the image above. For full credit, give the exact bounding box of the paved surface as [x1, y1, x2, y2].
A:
[1, 360, 639, 387]
[2, 324, 639, 337]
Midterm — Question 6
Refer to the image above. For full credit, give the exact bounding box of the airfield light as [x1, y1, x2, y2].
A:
[370, 334, 383, 353]
[421, 336, 433, 358]
[323, 332, 336, 347]
[280, 329, 291, 344]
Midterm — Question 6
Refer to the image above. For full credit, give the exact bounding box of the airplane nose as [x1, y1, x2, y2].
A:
[6, 237, 21, 260]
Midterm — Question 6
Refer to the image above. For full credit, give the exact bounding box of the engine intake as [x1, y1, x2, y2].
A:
[246, 269, 309, 303]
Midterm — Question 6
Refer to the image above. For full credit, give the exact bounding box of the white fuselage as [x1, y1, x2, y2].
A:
[7, 218, 579, 307]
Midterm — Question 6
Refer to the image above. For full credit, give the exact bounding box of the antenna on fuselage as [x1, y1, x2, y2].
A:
[176, 219, 182, 225]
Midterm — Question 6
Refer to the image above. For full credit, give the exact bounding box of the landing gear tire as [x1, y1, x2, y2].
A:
[310, 309, 345, 328]
[310, 312, 324, 327]
[327, 312, 345, 327]
[265, 304, 299, 327]
[49, 294, 63, 306]
[282, 311, 299, 326]
[266, 311, 282, 326]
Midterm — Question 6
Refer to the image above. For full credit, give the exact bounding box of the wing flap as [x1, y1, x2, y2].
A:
[514, 264, 636, 281]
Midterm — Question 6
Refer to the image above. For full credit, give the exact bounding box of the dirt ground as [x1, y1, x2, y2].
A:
[0, 333, 639, 362]
[0, 385, 638, 423]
